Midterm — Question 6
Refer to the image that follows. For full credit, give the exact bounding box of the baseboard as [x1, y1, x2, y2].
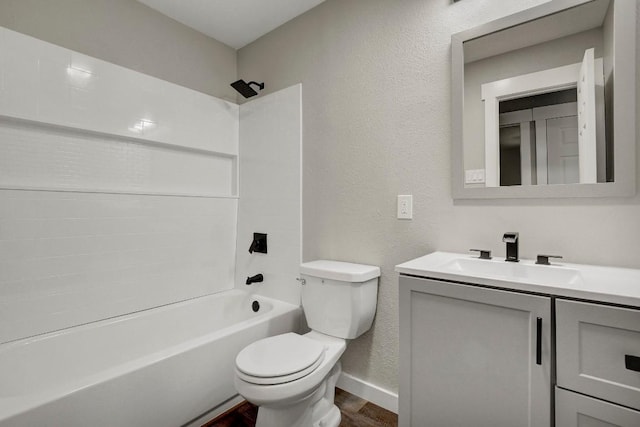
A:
[186, 394, 245, 427]
[336, 372, 398, 414]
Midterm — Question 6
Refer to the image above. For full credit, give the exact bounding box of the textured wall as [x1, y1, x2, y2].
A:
[0, 0, 237, 101]
[238, 0, 640, 393]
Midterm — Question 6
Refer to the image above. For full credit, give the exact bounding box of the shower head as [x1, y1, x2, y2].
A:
[230, 79, 265, 98]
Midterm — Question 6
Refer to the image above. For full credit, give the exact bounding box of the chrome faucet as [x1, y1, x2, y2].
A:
[502, 232, 519, 262]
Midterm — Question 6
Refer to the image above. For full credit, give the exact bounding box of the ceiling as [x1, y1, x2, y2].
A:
[137, 0, 327, 49]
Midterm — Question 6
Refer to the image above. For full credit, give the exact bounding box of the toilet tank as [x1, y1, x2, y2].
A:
[300, 260, 380, 339]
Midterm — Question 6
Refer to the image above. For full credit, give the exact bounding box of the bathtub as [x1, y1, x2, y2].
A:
[0, 289, 301, 427]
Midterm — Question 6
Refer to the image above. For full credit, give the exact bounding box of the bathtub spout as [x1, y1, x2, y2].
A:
[246, 274, 264, 285]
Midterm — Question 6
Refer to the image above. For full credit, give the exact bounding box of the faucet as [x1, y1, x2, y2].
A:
[502, 232, 519, 262]
[470, 249, 492, 259]
[246, 273, 264, 285]
[535, 254, 563, 265]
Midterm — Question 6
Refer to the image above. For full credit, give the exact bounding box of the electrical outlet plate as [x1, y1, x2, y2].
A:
[397, 195, 413, 219]
[465, 169, 486, 184]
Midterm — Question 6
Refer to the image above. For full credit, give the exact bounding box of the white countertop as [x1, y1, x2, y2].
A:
[396, 252, 640, 308]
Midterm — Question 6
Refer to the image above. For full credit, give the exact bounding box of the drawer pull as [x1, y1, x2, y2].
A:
[625, 354, 640, 372]
[536, 317, 542, 365]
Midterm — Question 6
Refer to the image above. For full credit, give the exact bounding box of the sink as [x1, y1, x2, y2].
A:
[441, 257, 584, 286]
[396, 252, 640, 307]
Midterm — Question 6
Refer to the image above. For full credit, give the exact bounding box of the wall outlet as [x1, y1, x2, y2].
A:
[465, 169, 486, 184]
[397, 195, 413, 219]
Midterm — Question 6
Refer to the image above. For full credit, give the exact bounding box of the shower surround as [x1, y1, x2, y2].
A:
[0, 27, 302, 425]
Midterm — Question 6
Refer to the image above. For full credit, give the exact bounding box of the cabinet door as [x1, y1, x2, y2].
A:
[399, 276, 551, 427]
[556, 387, 640, 426]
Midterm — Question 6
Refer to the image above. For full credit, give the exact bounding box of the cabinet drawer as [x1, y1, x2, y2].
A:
[556, 299, 640, 410]
[556, 387, 640, 426]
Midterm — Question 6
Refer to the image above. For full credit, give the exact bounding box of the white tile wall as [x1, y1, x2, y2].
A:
[0, 27, 239, 156]
[0, 191, 238, 343]
[235, 84, 302, 305]
[0, 26, 240, 343]
[0, 117, 236, 197]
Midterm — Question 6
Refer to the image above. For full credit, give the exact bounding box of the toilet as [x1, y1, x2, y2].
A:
[234, 260, 380, 427]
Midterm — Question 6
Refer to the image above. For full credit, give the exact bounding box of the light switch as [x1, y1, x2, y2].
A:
[397, 195, 413, 220]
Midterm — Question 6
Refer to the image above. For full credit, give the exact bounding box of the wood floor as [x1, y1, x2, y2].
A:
[204, 388, 397, 427]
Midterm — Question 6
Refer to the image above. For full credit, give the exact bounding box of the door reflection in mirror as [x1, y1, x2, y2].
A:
[498, 89, 585, 186]
[484, 50, 607, 187]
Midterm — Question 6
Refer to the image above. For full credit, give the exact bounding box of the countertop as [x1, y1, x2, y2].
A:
[396, 251, 640, 307]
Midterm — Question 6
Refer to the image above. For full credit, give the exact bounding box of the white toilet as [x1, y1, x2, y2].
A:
[234, 260, 380, 427]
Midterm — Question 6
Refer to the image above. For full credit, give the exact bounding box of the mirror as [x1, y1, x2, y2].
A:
[452, 0, 636, 199]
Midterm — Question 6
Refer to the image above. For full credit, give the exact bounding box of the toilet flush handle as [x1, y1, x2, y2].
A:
[296, 277, 306, 285]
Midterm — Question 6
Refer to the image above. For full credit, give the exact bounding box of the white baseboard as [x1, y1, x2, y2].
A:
[336, 372, 398, 414]
[185, 394, 244, 427]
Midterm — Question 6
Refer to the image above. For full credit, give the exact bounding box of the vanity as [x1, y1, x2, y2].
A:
[400, 0, 640, 424]
[396, 252, 640, 427]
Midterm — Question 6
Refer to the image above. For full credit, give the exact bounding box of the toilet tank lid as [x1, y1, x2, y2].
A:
[300, 260, 380, 282]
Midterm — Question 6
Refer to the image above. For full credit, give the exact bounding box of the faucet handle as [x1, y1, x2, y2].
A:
[535, 254, 563, 265]
[470, 249, 492, 260]
[248, 233, 268, 254]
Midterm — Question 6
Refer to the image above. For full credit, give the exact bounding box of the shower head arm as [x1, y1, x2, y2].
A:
[247, 81, 265, 90]
[230, 79, 264, 98]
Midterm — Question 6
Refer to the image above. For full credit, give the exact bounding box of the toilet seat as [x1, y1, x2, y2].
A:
[235, 333, 326, 385]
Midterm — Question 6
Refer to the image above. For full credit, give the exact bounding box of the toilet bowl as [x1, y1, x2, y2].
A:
[234, 260, 380, 427]
[235, 331, 346, 426]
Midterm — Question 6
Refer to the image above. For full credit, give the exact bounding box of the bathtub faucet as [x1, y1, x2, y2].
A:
[246, 274, 264, 285]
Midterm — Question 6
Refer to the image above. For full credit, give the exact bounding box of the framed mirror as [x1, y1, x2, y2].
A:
[452, 0, 636, 199]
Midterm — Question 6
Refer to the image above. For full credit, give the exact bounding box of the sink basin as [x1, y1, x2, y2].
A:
[396, 252, 640, 307]
[441, 257, 584, 286]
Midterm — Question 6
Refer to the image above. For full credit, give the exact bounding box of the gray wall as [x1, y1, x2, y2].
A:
[238, 0, 640, 394]
[0, 0, 237, 101]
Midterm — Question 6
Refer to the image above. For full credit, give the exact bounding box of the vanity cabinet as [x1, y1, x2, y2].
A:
[399, 275, 640, 427]
[397, 252, 640, 426]
[399, 276, 552, 427]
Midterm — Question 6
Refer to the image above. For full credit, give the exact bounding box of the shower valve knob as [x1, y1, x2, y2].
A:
[248, 233, 267, 254]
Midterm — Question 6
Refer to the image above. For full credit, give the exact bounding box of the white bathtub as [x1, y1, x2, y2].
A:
[0, 289, 300, 427]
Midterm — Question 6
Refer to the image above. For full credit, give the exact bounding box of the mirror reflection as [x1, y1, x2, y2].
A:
[462, 0, 613, 188]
